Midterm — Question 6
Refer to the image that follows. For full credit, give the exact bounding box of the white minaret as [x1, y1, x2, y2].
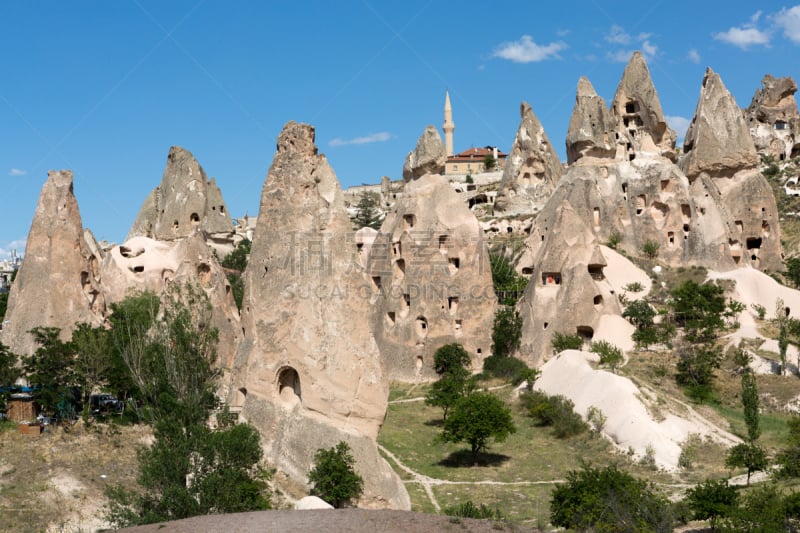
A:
[443, 90, 455, 157]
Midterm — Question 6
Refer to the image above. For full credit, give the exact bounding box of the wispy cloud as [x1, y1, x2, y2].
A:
[492, 35, 567, 63]
[666, 115, 691, 141]
[328, 132, 392, 147]
[687, 49, 701, 64]
[605, 25, 658, 62]
[774, 5, 800, 43]
[8, 168, 27, 176]
[712, 11, 770, 49]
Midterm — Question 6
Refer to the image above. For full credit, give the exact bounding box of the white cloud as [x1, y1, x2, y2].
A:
[713, 12, 770, 49]
[492, 35, 567, 63]
[687, 48, 701, 63]
[556, 28, 571, 37]
[666, 115, 691, 140]
[8, 168, 26, 176]
[774, 5, 800, 43]
[606, 25, 631, 45]
[641, 40, 658, 58]
[328, 132, 392, 147]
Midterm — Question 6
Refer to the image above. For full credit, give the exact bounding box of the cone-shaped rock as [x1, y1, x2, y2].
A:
[231, 122, 408, 509]
[128, 146, 234, 243]
[402, 125, 446, 181]
[368, 173, 496, 380]
[610, 51, 676, 159]
[1, 171, 104, 355]
[745, 74, 800, 160]
[681, 69, 759, 179]
[495, 101, 563, 214]
[566, 77, 618, 163]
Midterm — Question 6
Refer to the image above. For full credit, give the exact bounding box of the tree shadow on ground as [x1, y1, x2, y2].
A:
[437, 449, 511, 468]
[424, 419, 443, 427]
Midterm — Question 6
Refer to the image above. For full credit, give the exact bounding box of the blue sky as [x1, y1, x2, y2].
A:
[2, 1, 800, 259]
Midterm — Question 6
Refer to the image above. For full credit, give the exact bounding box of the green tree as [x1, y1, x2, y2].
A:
[675, 344, 721, 402]
[0, 343, 20, 409]
[776, 298, 790, 376]
[0, 291, 7, 323]
[623, 299, 656, 329]
[776, 415, 800, 477]
[490, 306, 522, 358]
[425, 343, 476, 420]
[591, 340, 623, 373]
[641, 240, 661, 259]
[720, 483, 789, 532]
[220, 239, 251, 311]
[684, 478, 738, 530]
[550, 464, 673, 533]
[441, 392, 516, 462]
[725, 443, 767, 486]
[551, 332, 584, 354]
[520, 390, 588, 438]
[432, 343, 471, 375]
[670, 281, 734, 344]
[482, 152, 497, 171]
[786, 257, 800, 288]
[489, 254, 528, 305]
[308, 441, 364, 508]
[350, 192, 382, 231]
[23, 327, 78, 416]
[71, 323, 112, 406]
[105, 285, 271, 526]
[741, 371, 760, 442]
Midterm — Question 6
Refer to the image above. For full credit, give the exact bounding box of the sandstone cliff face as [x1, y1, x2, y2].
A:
[127, 146, 234, 246]
[232, 122, 408, 509]
[368, 173, 496, 381]
[745, 74, 800, 161]
[566, 77, 618, 163]
[494, 102, 563, 215]
[1, 171, 104, 355]
[681, 68, 783, 271]
[402, 125, 446, 181]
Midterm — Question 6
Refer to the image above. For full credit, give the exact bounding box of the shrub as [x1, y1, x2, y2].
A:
[623, 299, 655, 328]
[586, 406, 606, 433]
[624, 281, 644, 292]
[590, 340, 623, 373]
[482, 354, 528, 383]
[443, 500, 503, 520]
[521, 390, 588, 439]
[308, 441, 364, 508]
[725, 443, 767, 486]
[490, 307, 522, 358]
[751, 303, 767, 320]
[551, 332, 583, 354]
[676, 344, 721, 402]
[684, 478, 738, 529]
[607, 232, 623, 249]
[641, 240, 661, 259]
[441, 393, 516, 461]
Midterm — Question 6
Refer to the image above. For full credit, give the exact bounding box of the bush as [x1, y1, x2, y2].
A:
[751, 303, 767, 320]
[623, 300, 656, 328]
[443, 500, 503, 520]
[550, 464, 673, 533]
[624, 281, 644, 292]
[684, 478, 738, 529]
[607, 232, 623, 249]
[441, 392, 516, 461]
[590, 340, 623, 373]
[521, 390, 588, 438]
[551, 332, 583, 354]
[586, 406, 606, 433]
[491, 307, 522, 358]
[641, 240, 661, 259]
[482, 354, 528, 382]
[676, 344, 721, 402]
[308, 441, 364, 508]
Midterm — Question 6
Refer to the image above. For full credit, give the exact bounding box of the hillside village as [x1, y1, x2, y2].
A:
[3, 51, 800, 531]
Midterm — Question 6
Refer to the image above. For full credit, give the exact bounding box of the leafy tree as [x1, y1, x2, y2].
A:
[776, 298, 790, 376]
[23, 327, 78, 416]
[491, 306, 522, 358]
[482, 355, 533, 384]
[670, 281, 734, 344]
[105, 284, 271, 526]
[350, 192, 382, 231]
[725, 443, 767, 486]
[623, 299, 656, 329]
[521, 390, 588, 438]
[308, 441, 364, 508]
[675, 344, 721, 402]
[425, 368, 475, 421]
[482, 152, 497, 171]
[741, 371, 760, 442]
[776, 415, 800, 477]
[551, 332, 583, 354]
[684, 478, 738, 530]
[71, 323, 112, 406]
[786, 257, 800, 288]
[489, 254, 528, 305]
[550, 464, 673, 533]
[0, 343, 20, 409]
[720, 483, 789, 532]
[432, 343, 471, 375]
[591, 340, 623, 373]
[441, 392, 516, 462]
[220, 239, 251, 311]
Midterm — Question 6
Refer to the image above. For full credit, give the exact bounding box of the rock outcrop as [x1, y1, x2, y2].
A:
[494, 102, 563, 214]
[128, 146, 235, 249]
[681, 68, 783, 271]
[566, 77, 618, 163]
[1, 171, 104, 355]
[368, 173, 496, 380]
[745, 74, 800, 161]
[231, 122, 408, 509]
[402, 126, 446, 181]
[610, 51, 677, 161]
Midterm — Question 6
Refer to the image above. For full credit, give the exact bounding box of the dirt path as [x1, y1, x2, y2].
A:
[388, 384, 512, 405]
[377, 444, 564, 512]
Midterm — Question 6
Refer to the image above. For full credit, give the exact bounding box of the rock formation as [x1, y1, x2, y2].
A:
[494, 102, 564, 215]
[1, 171, 104, 355]
[610, 51, 677, 161]
[402, 125, 446, 181]
[368, 173, 496, 381]
[680, 68, 783, 271]
[566, 77, 619, 163]
[231, 122, 408, 509]
[128, 146, 235, 250]
[745, 74, 800, 161]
